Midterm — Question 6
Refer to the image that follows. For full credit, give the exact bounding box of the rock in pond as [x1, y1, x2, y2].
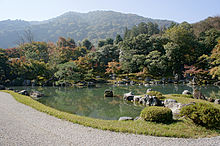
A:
[87, 82, 95, 87]
[0, 85, 6, 90]
[133, 96, 141, 102]
[182, 90, 191, 95]
[104, 89, 113, 97]
[118, 117, 133, 121]
[123, 92, 134, 101]
[30, 91, 44, 99]
[18, 90, 29, 96]
[146, 88, 152, 93]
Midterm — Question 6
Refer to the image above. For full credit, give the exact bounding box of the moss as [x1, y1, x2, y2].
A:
[147, 91, 165, 99]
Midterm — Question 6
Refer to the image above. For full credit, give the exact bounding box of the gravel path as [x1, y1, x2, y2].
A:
[0, 91, 220, 146]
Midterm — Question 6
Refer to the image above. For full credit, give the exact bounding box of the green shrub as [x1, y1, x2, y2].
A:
[140, 106, 173, 123]
[147, 91, 164, 99]
[180, 103, 220, 129]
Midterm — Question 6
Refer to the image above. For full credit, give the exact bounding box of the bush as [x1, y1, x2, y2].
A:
[180, 103, 220, 129]
[140, 106, 173, 123]
[147, 91, 164, 99]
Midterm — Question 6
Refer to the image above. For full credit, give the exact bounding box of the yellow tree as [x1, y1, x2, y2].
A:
[105, 61, 121, 75]
[209, 40, 220, 80]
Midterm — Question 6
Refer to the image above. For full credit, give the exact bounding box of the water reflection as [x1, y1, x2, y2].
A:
[10, 84, 220, 120]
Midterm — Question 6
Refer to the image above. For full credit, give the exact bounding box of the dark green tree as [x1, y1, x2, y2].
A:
[114, 34, 123, 44]
[145, 51, 168, 76]
[82, 39, 93, 50]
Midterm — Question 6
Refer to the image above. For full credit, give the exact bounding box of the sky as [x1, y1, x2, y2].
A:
[0, 0, 219, 23]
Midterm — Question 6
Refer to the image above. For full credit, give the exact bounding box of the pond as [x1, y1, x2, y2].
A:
[10, 84, 220, 120]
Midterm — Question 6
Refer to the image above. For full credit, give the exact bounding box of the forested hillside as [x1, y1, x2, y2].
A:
[0, 16, 219, 86]
[0, 11, 173, 48]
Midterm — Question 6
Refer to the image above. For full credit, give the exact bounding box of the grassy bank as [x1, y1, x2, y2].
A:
[1, 90, 220, 138]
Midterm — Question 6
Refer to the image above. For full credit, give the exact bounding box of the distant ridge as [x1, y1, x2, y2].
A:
[0, 10, 174, 48]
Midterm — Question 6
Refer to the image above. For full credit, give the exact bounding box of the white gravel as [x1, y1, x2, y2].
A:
[0, 91, 220, 146]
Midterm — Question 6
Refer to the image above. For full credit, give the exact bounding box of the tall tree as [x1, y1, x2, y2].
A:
[114, 34, 123, 44]
[82, 39, 93, 50]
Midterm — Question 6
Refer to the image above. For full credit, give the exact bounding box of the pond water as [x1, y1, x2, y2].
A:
[11, 84, 220, 120]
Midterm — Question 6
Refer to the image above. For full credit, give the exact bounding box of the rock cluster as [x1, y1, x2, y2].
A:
[17, 90, 44, 99]
[123, 92, 162, 106]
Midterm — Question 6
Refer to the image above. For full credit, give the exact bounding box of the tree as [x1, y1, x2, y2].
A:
[164, 22, 199, 66]
[82, 39, 93, 50]
[145, 51, 168, 77]
[164, 42, 183, 74]
[105, 38, 114, 45]
[209, 41, 220, 80]
[98, 40, 106, 47]
[55, 61, 81, 85]
[19, 42, 49, 62]
[0, 52, 9, 84]
[105, 61, 121, 75]
[57, 37, 76, 48]
[114, 34, 123, 44]
[183, 65, 209, 83]
[198, 29, 220, 53]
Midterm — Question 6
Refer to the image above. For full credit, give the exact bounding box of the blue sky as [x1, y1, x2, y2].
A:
[0, 0, 219, 23]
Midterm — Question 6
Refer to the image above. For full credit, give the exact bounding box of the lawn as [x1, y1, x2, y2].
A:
[2, 90, 220, 138]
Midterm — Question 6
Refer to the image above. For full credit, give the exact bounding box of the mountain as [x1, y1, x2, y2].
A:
[192, 16, 220, 36]
[0, 10, 174, 48]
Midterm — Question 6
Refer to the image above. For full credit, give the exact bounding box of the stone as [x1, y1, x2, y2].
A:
[130, 81, 135, 85]
[30, 91, 44, 99]
[165, 102, 195, 119]
[18, 90, 29, 96]
[87, 82, 95, 87]
[146, 88, 152, 93]
[118, 117, 133, 121]
[145, 77, 151, 82]
[118, 81, 126, 84]
[145, 96, 161, 106]
[164, 99, 177, 105]
[207, 98, 215, 102]
[123, 92, 134, 101]
[0, 85, 6, 90]
[138, 77, 142, 80]
[134, 116, 141, 121]
[214, 99, 220, 104]
[165, 102, 184, 115]
[182, 90, 191, 95]
[139, 97, 146, 105]
[133, 96, 141, 102]
[104, 89, 113, 97]
[193, 89, 206, 100]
